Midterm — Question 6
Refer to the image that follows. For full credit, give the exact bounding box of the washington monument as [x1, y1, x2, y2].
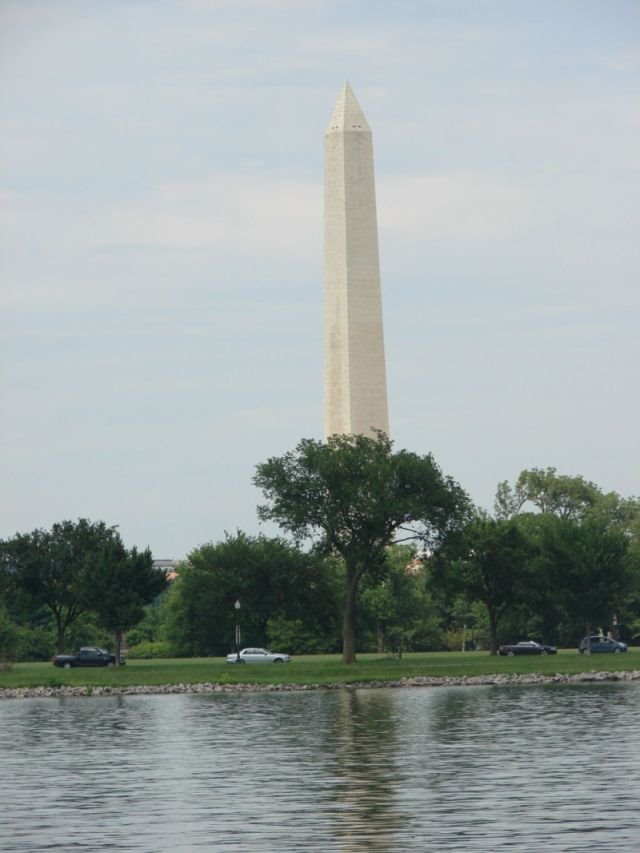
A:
[324, 83, 389, 439]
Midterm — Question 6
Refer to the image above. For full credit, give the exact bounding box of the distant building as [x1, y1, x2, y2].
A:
[405, 557, 425, 576]
[153, 559, 181, 582]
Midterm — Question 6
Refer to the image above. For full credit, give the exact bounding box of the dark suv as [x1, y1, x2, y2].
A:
[578, 636, 627, 654]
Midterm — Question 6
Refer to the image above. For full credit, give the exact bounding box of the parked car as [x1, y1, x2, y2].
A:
[226, 647, 291, 664]
[53, 647, 123, 668]
[498, 640, 557, 656]
[578, 636, 627, 654]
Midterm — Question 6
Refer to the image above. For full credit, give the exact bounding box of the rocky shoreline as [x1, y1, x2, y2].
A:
[2, 669, 640, 700]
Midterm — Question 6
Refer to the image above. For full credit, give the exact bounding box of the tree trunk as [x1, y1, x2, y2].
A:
[54, 614, 65, 654]
[52, 605, 81, 654]
[342, 570, 358, 664]
[376, 625, 385, 654]
[488, 609, 499, 655]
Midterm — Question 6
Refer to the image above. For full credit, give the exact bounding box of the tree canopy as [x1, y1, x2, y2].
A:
[494, 467, 602, 521]
[430, 515, 536, 654]
[89, 542, 167, 664]
[538, 516, 632, 646]
[164, 531, 340, 656]
[1, 519, 121, 653]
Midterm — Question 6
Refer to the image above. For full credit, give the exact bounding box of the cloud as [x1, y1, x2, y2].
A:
[103, 176, 321, 253]
[0, 174, 322, 310]
[378, 172, 527, 243]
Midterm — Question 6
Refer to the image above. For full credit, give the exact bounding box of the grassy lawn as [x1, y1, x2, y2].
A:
[2, 649, 640, 690]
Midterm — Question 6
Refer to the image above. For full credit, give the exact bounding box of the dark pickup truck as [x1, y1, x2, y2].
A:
[52, 647, 123, 668]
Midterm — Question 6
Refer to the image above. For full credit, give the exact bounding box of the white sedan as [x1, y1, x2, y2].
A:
[226, 647, 291, 664]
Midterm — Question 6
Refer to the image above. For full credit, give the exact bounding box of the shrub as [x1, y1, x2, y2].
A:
[126, 641, 172, 659]
[266, 616, 339, 655]
[15, 625, 55, 661]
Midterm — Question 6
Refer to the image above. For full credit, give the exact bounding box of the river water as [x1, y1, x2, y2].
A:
[2, 683, 639, 852]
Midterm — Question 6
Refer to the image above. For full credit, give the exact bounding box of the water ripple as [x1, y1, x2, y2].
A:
[1, 683, 640, 850]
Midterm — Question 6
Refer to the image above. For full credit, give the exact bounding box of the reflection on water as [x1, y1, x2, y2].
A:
[2, 683, 640, 851]
[324, 690, 403, 850]
[399, 685, 640, 851]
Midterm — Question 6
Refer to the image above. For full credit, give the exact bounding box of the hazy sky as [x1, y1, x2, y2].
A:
[2, 0, 639, 559]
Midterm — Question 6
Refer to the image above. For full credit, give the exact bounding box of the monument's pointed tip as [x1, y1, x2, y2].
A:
[326, 82, 370, 133]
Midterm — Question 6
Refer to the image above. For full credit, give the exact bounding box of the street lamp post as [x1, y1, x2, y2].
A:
[234, 600, 241, 662]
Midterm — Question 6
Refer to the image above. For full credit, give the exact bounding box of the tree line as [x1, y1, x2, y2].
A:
[0, 520, 167, 665]
[1, 435, 638, 664]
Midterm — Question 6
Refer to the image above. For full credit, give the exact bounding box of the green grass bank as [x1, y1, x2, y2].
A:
[3, 649, 640, 691]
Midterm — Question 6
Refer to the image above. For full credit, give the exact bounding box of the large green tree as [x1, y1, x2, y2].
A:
[495, 467, 601, 521]
[431, 515, 536, 654]
[2, 519, 121, 653]
[164, 532, 340, 657]
[359, 544, 440, 654]
[254, 433, 469, 663]
[89, 542, 167, 664]
[494, 472, 640, 645]
[539, 516, 631, 650]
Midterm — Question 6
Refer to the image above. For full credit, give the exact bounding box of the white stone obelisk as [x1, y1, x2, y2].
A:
[324, 82, 389, 439]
